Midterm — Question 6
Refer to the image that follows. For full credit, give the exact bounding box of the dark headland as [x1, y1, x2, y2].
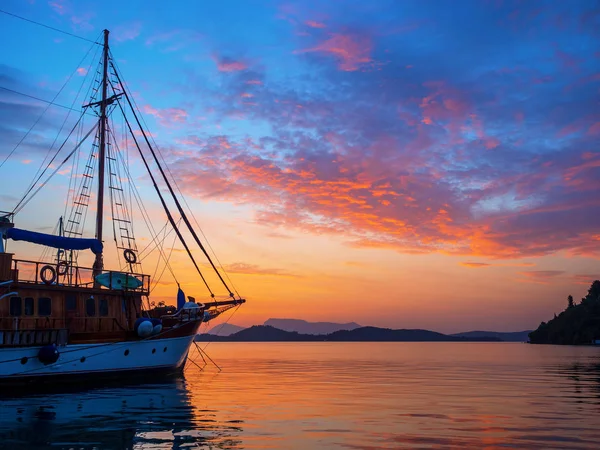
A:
[529, 280, 600, 345]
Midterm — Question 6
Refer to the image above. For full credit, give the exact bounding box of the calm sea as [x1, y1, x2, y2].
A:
[1, 342, 599, 449]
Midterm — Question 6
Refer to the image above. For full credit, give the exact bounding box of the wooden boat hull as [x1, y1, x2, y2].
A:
[0, 333, 196, 389]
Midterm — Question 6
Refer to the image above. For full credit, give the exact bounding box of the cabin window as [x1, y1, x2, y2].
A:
[9, 297, 22, 316]
[99, 298, 109, 317]
[86, 297, 96, 317]
[38, 297, 52, 316]
[66, 294, 77, 311]
[24, 297, 34, 316]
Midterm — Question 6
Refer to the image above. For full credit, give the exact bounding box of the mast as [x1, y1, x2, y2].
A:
[93, 29, 109, 278]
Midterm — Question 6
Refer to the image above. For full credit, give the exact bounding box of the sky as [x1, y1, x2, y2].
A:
[0, 0, 599, 333]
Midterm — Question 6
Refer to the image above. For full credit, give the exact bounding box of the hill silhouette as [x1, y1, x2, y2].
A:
[195, 325, 502, 342]
[451, 330, 531, 342]
[264, 318, 361, 334]
[529, 280, 600, 345]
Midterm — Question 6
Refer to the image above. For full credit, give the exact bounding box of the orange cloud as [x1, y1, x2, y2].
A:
[519, 270, 564, 283]
[460, 262, 491, 268]
[223, 262, 300, 278]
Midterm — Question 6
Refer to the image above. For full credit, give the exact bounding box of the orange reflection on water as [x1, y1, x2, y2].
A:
[182, 342, 600, 449]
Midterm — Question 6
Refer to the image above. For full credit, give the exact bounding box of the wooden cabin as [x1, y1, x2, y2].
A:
[0, 252, 150, 346]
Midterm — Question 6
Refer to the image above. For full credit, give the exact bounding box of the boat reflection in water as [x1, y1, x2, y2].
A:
[0, 376, 243, 449]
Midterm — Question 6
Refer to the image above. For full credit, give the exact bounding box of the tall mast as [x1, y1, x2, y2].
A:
[93, 29, 109, 277]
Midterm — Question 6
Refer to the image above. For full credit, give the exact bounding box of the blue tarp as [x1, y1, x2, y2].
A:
[6, 228, 103, 254]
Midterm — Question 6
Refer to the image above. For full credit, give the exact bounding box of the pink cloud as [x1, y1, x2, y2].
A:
[296, 33, 373, 71]
[48, 0, 66, 15]
[70, 12, 94, 32]
[113, 22, 142, 42]
[588, 122, 600, 135]
[305, 20, 326, 29]
[143, 104, 188, 127]
[76, 67, 87, 76]
[213, 56, 247, 72]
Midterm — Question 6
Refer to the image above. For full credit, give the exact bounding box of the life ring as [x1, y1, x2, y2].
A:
[123, 249, 137, 264]
[40, 265, 57, 285]
[57, 261, 69, 276]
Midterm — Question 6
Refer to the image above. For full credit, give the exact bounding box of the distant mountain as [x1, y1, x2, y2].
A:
[264, 318, 361, 335]
[451, 330, 532, 342]
[195, 325, 501, 342]
[206, 323, 246, 336]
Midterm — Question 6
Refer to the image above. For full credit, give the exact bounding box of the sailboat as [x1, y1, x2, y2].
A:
[0, 30, 245, 387]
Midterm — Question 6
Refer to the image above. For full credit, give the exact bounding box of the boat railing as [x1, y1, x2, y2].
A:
[10, 258, 150, 294]
[0, 327, 68, 347]
[0, 316, 130, 334]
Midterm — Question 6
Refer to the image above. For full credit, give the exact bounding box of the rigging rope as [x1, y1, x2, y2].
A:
[108, 125, 178, 284]
[12, 113, 88, 214]
[108, 53, 242, 299]
[13, 123, 98, 214]
[149, 223, 179, 294]
[110, 59, 237, 299]
[0, 36, 99, 170]
[0, 9, 100, 45]
[114, 98, 215, 297]
[0, 87, 95, 115]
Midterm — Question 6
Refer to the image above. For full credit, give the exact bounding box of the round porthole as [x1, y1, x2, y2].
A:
[80, 357, 86, 363]
[163, 347, 167, 352]
[124, 349, 130, 356]
[152, 348, 156, 354]
[21, 357, 28, 365]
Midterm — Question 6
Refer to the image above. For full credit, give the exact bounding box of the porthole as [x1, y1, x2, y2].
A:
[20, 357, 28, 365]
[163, 347, 167, 352]
[152, 348, 156, 354]
[124, 349, 130, 356]
[80, 357, 86, 363]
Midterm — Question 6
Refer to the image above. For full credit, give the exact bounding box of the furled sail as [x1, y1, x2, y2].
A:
[6, 228, 103, 254]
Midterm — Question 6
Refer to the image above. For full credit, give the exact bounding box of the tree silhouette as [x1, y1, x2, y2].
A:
[529, 280, 600, 344]
[588, 280, 600, 300]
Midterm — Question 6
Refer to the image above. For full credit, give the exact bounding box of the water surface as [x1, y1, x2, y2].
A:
[1, 343, 599, 449]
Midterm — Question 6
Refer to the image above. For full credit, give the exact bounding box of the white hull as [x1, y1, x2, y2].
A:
[0, 335, 195, 382]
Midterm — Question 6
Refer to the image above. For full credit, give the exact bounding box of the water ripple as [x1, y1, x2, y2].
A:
[0, 343, 599, 449]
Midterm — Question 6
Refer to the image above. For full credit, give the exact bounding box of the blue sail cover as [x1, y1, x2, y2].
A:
[6, 228, 103, 254]
[177, 287, 186, 310]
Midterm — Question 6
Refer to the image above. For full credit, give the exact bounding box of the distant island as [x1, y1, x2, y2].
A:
[204, 318, 530, 342]
[529, 280, 600, 345]
[196, 324, 534, 343]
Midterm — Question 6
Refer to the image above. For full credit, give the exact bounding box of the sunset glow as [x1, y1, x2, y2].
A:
[1, 0, 599, 333]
